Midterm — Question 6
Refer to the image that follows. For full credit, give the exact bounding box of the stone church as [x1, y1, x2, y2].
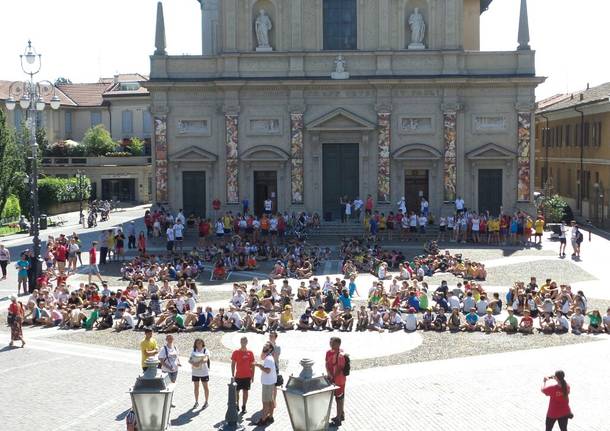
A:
[145, 0, 542, 219]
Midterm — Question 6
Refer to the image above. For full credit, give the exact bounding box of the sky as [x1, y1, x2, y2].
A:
[0, 0, 608, 100]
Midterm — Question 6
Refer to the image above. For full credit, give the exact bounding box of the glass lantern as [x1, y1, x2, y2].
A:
[282, 358, 338, 431]
[129, 358, 174, 431]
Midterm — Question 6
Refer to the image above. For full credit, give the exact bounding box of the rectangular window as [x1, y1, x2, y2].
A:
[565, 124, 571, 146]
[541, 166, 548, 186]
[584, 122, 590, 146]
[584, 171, 591, 199]
[36, 111, 44, 128]
[122, 110, 133, 135]
[91, 111, 102, 127]
[558, 126, 563, 147]
[142, 111, 152, 136]
[575, 124, 581, 147]
[541, 128, 548, 147]
[567, 169, 572, 195]
[65, 111, 73, 138]
[556, 169, 561, 194]
[323, 0, 357, 50]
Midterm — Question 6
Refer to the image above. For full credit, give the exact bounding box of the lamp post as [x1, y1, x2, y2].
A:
[282, 359, 338, 431]
[129, 357, 174, 431]
[5, 41, 60, 279]
[76, 169, 84, 225]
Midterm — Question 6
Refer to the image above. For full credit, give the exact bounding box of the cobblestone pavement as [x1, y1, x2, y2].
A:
[0, 331, 607, 430]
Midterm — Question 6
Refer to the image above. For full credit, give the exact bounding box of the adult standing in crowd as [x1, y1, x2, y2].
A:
[189, 338, 210, 409]
[126, 221, 137, 249]
[558, 221, 567, 257]
[139, 327, 158, 372]
[455, 195, 465, 214]
[7, 296, 25, 348]
[254, 341, 277, 426]
[0, 243, 10, 280]
[158, 334, 181, 384]
[541, 370, 572, 431]
[16, 252, 29, 296]
[570, 221, 582, 259]
[268, 331, 282, 404]
[231, 336, 255, 414]
[325, 337, 348, 427]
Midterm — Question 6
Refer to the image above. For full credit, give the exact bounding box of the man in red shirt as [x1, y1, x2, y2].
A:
[54, 242, 68, 273]
[88, 241, 104, 285]
[231, 336, 255, 413]
[365, 195, 374, 216]
[325, 336, 347, 427]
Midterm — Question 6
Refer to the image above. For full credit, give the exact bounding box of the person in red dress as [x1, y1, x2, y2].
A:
[325, 337, 348, 427]
[541, 370, 572, 431]
[8, 296, 25, 348]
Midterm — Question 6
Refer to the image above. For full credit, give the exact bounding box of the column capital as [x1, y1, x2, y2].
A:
[515, 102, 535, 112]
[223, 106, 240, 116]
[375, 104, 392, 114]
[441, 102, 463, 113]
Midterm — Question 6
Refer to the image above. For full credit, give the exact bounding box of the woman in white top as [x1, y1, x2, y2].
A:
[345, 201, 352, 221]
[0, 244, 10, 280]
[189, 338, 210, 409]
[158, 334, 181, 384]
[471, 215, 480, 243]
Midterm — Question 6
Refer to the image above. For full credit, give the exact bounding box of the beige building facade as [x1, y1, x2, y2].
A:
[535, 83, 610, 226]
[146, 0, 542, 219]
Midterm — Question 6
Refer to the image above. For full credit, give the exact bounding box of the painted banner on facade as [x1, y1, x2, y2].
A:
[517, 112, 532, 202]
[154, 116, 168, 203]
[290, 112, 304, 204]
[443, 112, 457, 202]
[377, 112, 391, 203]
[225, 114, 239, 204]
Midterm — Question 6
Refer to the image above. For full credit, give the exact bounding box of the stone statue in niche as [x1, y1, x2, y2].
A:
[408, 7, 426, 49]
[255, 9, 273, 51]
[331, 54, 349, 80]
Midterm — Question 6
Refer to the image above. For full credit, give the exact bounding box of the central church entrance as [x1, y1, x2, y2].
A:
[253, 171, 277, 216]
[322, 143, 359, 220]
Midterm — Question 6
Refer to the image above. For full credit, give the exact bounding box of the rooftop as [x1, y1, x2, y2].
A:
[537, 82, 610, 113]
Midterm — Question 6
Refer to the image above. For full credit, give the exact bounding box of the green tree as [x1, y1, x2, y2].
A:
[0, 110, 25, 216]
[126, 137, 145, 156]
[83, 124, 117, 156]
[542, 195, 568, 223]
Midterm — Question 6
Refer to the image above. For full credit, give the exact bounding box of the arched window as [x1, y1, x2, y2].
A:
[323, 0, 357, 50]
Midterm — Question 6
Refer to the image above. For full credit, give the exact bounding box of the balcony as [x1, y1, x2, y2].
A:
[41, 156, 151, 167]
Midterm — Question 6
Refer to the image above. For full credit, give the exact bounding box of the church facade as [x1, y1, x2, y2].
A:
[145, 0, 542, 219]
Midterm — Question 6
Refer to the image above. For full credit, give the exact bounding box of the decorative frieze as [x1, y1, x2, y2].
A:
[290, 112, 304, 204]
[177, 118, 210, 136]
[443, 112, 457, 202]
[248, 118, 281, 135]
[377, 111, 391, 203]
[225, 114, 239, 204]
[154, 116, 168, 203]
[399, 116, 433, 134]
[473, 115, 507, 133]
[517, 112, 532, 202]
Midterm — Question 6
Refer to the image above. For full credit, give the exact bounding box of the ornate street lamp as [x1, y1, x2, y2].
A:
[129, 357, 174, 431]
[4, 40, 60, 278]
[282, 359, 338, 431]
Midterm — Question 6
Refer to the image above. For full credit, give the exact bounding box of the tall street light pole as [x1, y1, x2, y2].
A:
[5, 41, 60, 278]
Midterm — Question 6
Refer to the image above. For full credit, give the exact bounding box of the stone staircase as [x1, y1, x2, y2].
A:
[306, 221, 442, 244]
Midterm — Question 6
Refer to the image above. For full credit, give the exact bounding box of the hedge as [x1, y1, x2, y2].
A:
[38, 177, 91, 211]
[1, 194, 21, 221]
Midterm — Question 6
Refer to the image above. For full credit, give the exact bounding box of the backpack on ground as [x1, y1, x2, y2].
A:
[342, 354, 351, 376]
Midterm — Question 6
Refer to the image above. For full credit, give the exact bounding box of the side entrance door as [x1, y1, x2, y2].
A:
[478, 169, 503, 215]
[404, 170, 429, 214]
[182, 171, 206, 217]
[253, 171, 277, 216]
[322, 143, 359, 220]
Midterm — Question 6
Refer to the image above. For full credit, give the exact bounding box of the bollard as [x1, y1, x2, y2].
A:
[221, 378, 243, 431]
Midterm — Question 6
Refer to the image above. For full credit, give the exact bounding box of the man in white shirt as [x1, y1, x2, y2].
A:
[570, 221, 581, 258]
[397, 197, 407, 214]
[166, 225, 175, 255]
[255, 342, 277, 425]
[229, 306, 243, 329]
[176, 209, 186, 225]
[173, 220, 185, 252]
[264, 198, 273, 215]
[448, 292, 460, 310]
[455, 196, 465, 214]
[353, 198, 364, 221]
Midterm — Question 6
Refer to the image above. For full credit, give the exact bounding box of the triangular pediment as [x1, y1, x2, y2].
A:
[241, 145, 289, 162]
[170, 145, 218, 162]
[467, 143, 516, 160]
[306, 108, 376, 131]
[392, 144, 442, 160]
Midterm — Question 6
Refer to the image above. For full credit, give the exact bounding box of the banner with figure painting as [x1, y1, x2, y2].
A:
[517, 112, 532, 202]
[377, 112, 391, 203]
[225, 114, 239, 204]
[154, 116, 168, 203]
[290, 112, 304, 204]
[443, 112, 457, 202]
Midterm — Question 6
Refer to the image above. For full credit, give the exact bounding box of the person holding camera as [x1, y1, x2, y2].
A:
[541, 370, 572, 431]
